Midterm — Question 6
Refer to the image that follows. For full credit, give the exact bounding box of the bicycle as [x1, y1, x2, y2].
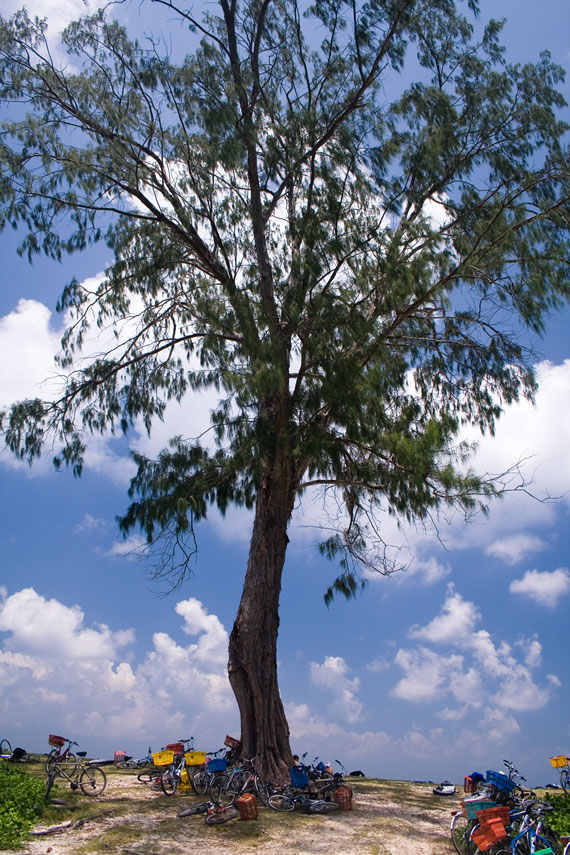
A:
[491, 801, 562, 855]
[0, 738, 12, 756]
[177, 798, 239, 825]
[209, 757, 270, 806]
[268, 790, 339, 813]
[117, 746, 154, 769]
[550, 756, 570, 794]
[44, 747, 107, 799]
[190, 749, 229, 796]
[46, 735, 80, 774]
[160, 738, 195, 796]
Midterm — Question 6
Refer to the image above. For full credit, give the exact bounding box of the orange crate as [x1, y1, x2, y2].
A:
[550, 756, 568, 768]
[48, 734, 66, 747]
[476, 806, 510, 826]
[472, 819, 508, 852]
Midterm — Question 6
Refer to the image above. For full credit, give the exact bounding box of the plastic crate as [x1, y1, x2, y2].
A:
[165, 742, 184, 754]
[224, 734, 241, 749]
[48, 734, 66, 747]
[485, 770, 517, 793]
[534, 850, 553, 855]
[236, 793, 258, 820]
[464, 776, 478, 793]
[462, 798, 497, 819]
[152, 750, 174, 766]
[472, 819, 507, 851]
[550, 756, 569, 768]
[476, 806, 511, 826]
[185, 751, 207, 766]
[335, 786, 353, 810]
[114, 751, 126, 766]
[208, 758, 227, 772]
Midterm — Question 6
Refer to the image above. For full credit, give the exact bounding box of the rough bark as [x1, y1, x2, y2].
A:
[227, 451, 296, 784]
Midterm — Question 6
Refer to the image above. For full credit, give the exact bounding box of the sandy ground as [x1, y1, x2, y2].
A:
[7, 772, 460, 855]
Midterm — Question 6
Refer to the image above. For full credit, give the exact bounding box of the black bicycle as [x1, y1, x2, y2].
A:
[177, 798, 239, 825]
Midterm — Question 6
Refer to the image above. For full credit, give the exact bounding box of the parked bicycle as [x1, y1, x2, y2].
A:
[0, 738, 12, 756]
[177, 798, 240, 825]
[45, 739, 106, 799]
[209, 756, 270, 806]
[117, 746, 154, 769]
[190, 748, 230, 796]
[550, 756, 570, 794]
[46, 735, 80, 774]
[160, 738, 195, 796]
[268, 789, 339, 813]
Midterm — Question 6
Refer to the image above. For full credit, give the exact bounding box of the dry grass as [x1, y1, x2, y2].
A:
[5, 763, 461, 855]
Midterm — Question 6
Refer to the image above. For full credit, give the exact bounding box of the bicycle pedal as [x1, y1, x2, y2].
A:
[70, 782, 79, 790]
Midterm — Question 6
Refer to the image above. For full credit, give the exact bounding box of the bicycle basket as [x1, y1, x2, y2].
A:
[185, 751, 206, 765]
[165, 742, 184, 754]
[208, 758, 227, 772]
[549, 756, 568, 768]
[152, 750, 175, 766]
[48, 734, 66, 747]
[485, 771, 517, 793]
[224, 734, 241, 750]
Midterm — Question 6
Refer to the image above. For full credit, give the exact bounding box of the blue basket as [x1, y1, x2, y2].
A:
[208, 758, 227, 772]
[485, 770, 517, 793]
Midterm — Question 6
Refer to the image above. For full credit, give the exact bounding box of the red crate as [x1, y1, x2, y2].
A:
[48, 734, 66, 747]
[114, 751, 126, 766]
[472, 819, 508, 851]
[335, 786, 353, 810]
[476, 806, 510, 826]
[165, 742, 184, 754]
[464, 776, 478, 793]
[236, 793, 258, 820]
[224, 734, 241, 749]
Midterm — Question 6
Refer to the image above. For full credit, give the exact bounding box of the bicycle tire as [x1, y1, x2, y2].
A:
[537, 829, 563, 855]
[191, 769, 209, 795]
[0, 738, 12, 755]
[451, 812, 475, 855]
[160, 768, 179, 796]
[178, 802, 211, 817]
[79, 765, 107, 796]
[268, 793, 296, 812]
[306, 799, 339, 813]
[561, 769, 570, 794]
[254, 775, 270, 805]
[205, 806, 239, 825]
[45, 769, 56, 801]
[137, 768, 160, 784]
[46, 751, 77, 774]
[209, 774, 236, 806]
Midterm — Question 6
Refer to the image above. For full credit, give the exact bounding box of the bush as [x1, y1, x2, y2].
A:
[545, 793, 570, 837]
[0, 762, 45, 849]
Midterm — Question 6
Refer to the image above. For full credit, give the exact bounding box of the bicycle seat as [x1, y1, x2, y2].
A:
[77, 751, 87, 757]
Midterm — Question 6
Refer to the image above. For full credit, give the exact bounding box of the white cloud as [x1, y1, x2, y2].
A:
[0, 587, 237, 751]
[409, 584, 481, 643]
[309, 656, 363, 723]
[484, 534, 547, 566]
[509, 567, 570, 608]
[1, 0, 94, 37]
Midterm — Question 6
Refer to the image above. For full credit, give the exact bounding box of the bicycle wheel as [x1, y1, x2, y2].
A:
[451, 813, 475, 855]
[268, 793, 296, 812]
[161, 768, 179, 796]
[45, 769, 56, 801]
[205, 805, 239, 825]
[254, 775, 270, 805]
[137, 768, 160, 784]
[209, 774, 236, 806]
[191, 769, 210, 795]
[79, 765, 107, 796]
[307, 799, 339, 813]
[178, 801, 211, 817]
[537, 829, 563, 855]
[561, 769, 570, 794]
[0, 739, 12, 755]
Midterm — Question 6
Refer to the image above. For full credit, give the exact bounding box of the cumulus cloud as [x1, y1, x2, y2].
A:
[1, 0, 94, 37]
[309, 656, 363, 723]
[391, 584, 557, 742]
[0, 588, 236, 751]
[509, 567, 570, 608]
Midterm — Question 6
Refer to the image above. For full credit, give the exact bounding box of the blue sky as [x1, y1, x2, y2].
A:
[0, 0, 569, 786]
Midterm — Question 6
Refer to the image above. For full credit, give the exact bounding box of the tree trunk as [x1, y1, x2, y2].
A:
[228, 455, 296, 784]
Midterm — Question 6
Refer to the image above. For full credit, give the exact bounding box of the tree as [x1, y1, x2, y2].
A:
[0, 0, 569, 781]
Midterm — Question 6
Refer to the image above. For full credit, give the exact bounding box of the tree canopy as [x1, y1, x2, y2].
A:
[1, 0, 569, 777]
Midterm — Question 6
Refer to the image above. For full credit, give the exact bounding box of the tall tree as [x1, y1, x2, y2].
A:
[0, 0, 568, 780]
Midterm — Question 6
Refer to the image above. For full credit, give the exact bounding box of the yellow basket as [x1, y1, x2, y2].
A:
[185, 750, 206, 766]
[550, 756, 569, 768]
[152, 750, 174, 767]
[178, 769, 192, 791]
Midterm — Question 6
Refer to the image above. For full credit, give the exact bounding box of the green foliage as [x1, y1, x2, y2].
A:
[545, 794, 570, 835]
[0, 0, 569, 592]
[0, 762, 45, 849]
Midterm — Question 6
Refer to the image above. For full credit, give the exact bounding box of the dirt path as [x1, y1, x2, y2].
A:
[8, 772, 460, 855]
